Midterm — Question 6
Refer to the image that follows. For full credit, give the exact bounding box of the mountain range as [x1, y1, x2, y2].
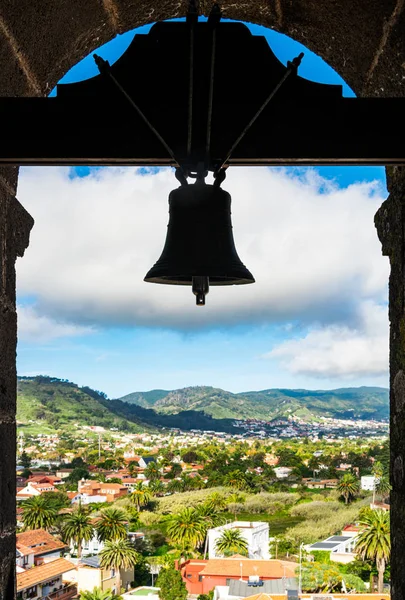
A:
[116, 385, 389, 421]
[16, 376, 389, 435]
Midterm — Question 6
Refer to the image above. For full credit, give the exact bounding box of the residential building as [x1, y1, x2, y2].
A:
[178, 558, 297, 596]
[77, 555, 133, 595]
[273, 467, 292, 479]
[17, 557, 76, 600]
[138, 456, 157, 469]
[213, 577, 297, 599]
[17, 482, 57, 501]
[306, 526, 359, 564]
[361, 475, 377, 491]
[208, 522, 270, 560]
[16, 529, 69, 569]
[55, 469, 74, 479]
[77, 479, 127, 502]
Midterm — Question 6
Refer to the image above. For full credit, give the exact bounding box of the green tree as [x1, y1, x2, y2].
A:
[130, 482, 153, 511]
[371, 461, 384, 505]
[149, 479, 165, 496]
[156, 567, 188, 600]
[301, 561, 342, 593]
[197, 592, 214, 600]
[62, 506, 94, 558]
[167, 463, 182, 479]
[20, 451, 32, 469]
[96, 507, 128, 542]
[224, 470, 247, 491]
[355, 509, 390, 593]
[205, 492, 227, 511]
[21, 496, 58, 531]
[376, 475, 391, 502]
[99, 539, 139, 595]
[165, 508, 205, 557]
[79, 588, 122, 599]
[337, 473, 360, 504]
[214, 528, 248, 557]
[145, 461, 161, 481]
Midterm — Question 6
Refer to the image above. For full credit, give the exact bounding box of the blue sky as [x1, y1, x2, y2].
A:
[16, 19, 389, 399]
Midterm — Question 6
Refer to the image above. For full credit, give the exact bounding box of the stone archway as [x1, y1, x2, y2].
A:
[0, 1, 404, 597]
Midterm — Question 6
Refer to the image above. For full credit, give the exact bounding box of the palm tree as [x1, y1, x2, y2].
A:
[99, 539, 139, 595]
[372, 461, 384, 505]
[130, 482, 153, 511]
[149, 479, 165, 496]
[224, 470, 247, 491]
[62, 506, 94, 558]
[21, 496, 58, 531]
[355, 509, 390, 593]
[196, 503, 226, 559]
[206, 492, 227, 511]
[144, 461, 160, 481]
[80, 587, 122, 599]
[215, 528, 248, 557]
[337, 473, 360, 504]
[376, 475, 391, 502]
[167, 479, 183, 494]
[165, 508, 206, 558]
[226, 492, 245, 519]
[96, 507, 127, 542]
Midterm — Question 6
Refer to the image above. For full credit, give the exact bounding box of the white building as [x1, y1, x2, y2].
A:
[307, 527, 359, 564]
[361, 475, 377, 491]
[208, 521, 270, 560]
[274, 467, 292, 479]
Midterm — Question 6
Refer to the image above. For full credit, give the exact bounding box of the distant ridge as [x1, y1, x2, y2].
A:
[115, 385, 389, 422]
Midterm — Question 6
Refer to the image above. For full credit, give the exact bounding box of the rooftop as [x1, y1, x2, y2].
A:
[17, 558, 75, 591]
[199, 558, 296, 578]
[16, 529, 68, 556]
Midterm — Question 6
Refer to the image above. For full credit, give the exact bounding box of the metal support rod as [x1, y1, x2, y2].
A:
[186, 1, 198, 157]
[205, 4, 222, 162]
[93, 54, 181, 169]
[216, 51, 304, 174]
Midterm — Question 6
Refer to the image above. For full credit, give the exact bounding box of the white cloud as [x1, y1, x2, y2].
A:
[265, 301, 388, 378]
[17, 304, 95, 342]
[16, 166, 389, 330]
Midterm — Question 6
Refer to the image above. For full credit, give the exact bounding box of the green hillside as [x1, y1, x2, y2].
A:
[17, 376, 149, 434]
[117, 385, 389, 421]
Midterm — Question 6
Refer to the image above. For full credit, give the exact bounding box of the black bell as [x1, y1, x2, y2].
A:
[144, 181, 255, 305]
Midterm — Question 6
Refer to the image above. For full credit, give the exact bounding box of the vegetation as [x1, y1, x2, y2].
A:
[355, 509, 390, 593]
[117, 385, 389, 421]
[337, 474, 361, 504]
[95, 508, 128, 542]
[99, 539, 139, 595]
[21, 495, 58, 531]
[62, 506, 94, 558]
[79, 589, 122, 600]
[156, 567, 188, 600]
[214, 528, 248, 557]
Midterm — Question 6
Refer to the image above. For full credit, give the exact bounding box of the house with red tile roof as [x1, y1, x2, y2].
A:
[17, 557, 76, 600]
[179, 557, 297, 595]
[17, 529, 69, 570]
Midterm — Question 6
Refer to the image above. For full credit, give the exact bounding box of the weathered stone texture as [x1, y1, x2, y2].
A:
[375, 166, 405, 600]
[0, 0, 117, 94]
[0, 189, 33, 600]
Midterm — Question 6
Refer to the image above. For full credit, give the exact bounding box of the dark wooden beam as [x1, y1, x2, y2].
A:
[0, 96, 404, 166]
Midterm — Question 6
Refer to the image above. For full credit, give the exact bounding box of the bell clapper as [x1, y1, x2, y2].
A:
[192, 276, 210, 306]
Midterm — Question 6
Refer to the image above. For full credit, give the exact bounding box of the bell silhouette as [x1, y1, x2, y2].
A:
[144, 181, 254, 305]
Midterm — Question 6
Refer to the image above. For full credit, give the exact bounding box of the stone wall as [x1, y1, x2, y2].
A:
[0, 1, 404, 597]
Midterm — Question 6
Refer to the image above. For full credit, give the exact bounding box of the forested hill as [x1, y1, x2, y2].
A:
[117, 385, 389, 422]
[17, 376, 149, 434]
